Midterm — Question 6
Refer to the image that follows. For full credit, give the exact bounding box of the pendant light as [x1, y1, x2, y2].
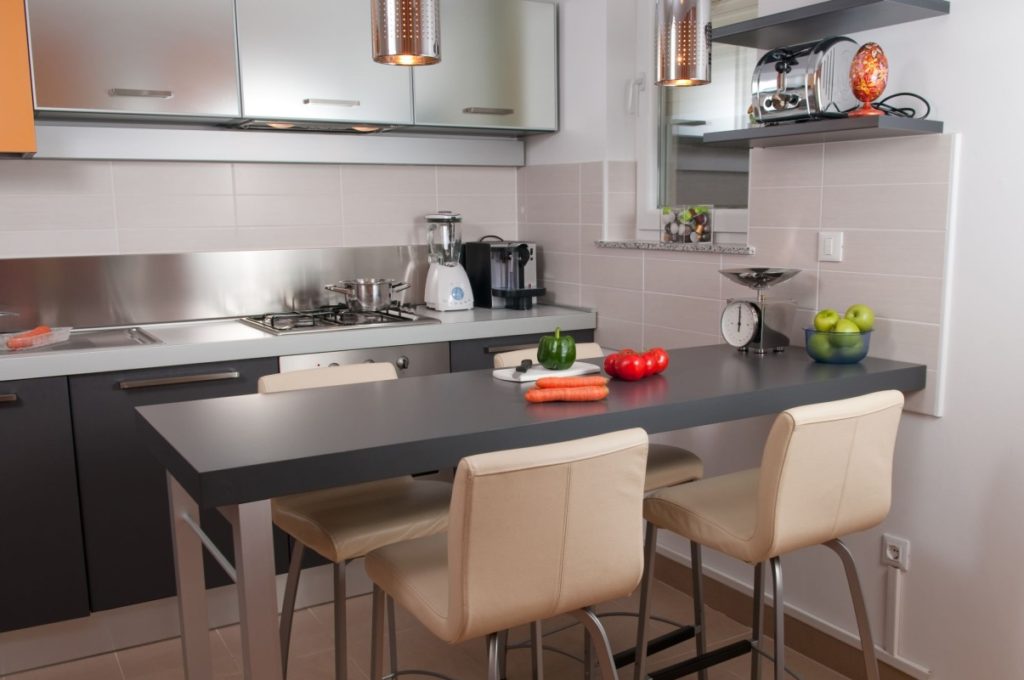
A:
[371, 0, 441, 66]
[656, 0, 711, 86]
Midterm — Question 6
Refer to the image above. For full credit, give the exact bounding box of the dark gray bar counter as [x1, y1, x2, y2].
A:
[139, 345, 926, 510]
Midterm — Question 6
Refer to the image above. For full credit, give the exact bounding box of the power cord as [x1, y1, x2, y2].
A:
[871, 92, 932, 119]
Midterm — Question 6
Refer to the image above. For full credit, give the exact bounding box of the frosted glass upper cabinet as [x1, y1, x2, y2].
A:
[413, 0, 558, 132]
[236, 0, 413, 126]
[26, 0, 239, 119]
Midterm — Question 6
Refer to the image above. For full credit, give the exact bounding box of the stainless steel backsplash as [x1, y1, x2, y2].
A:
[0, 246, 429, 331]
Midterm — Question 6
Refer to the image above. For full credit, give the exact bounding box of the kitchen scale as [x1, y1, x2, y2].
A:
[719, 268, 800, 354]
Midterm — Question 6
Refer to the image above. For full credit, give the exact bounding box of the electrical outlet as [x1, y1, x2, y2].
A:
[881, 534, 910, 571]
[818, 231, 844, 262]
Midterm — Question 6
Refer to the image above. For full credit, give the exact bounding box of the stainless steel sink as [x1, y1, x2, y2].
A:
[23, 327, 163, 352]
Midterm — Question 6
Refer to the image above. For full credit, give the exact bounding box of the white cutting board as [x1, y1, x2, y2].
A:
[492, 361, 602, 383]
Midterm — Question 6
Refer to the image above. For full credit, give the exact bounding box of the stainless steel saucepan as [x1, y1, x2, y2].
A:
[325, 278, 410, 312]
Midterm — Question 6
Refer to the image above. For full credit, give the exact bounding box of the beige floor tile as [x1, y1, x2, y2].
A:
[4, 654, 124, 680]
[5, 579, 851, 680]
[116, 632, 238, 680]
[283, 648, 368, 680]
[219, 609, 334, 662]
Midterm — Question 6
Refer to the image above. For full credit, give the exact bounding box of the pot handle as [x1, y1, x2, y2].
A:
[390, 281, 410, 293]
[324, 284, 354, 296]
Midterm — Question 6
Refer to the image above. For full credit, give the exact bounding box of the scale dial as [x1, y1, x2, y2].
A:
[721, 300, 760, 348]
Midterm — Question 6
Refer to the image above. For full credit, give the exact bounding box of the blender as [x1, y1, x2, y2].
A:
[424, 212, 474, 311]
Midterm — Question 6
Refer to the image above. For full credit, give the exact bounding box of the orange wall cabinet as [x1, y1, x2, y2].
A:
[0, 0, 37, 156]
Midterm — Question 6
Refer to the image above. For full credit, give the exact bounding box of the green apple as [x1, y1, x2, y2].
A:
[813, 309, 841, 332]
[836, 337, 866, 361]
[830, 318, 861, 347]
[844, 304, 875, 332]
[807, 332, 834, 361]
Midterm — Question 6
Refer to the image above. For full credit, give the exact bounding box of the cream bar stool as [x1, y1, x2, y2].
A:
[634, 391, 905, 680]
[259, 363, 452, 680]
[493, 345, 706, 677]
[365, 428, 651, 680]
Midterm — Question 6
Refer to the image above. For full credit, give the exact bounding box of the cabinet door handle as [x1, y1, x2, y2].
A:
[118, 371, 240, 390]
[0, 394, 17, 403]
[108, 88, 174, 99]
[303, 98, 361, 107]
[485, 343, 537, 354]
[463, 107, 515, 116]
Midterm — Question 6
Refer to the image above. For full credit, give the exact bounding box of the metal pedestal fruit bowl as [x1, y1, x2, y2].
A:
[720, 267, 801, 290]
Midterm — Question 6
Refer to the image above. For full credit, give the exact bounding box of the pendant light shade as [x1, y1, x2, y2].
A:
[372, 0, 440, 66]
[656, 0, 711, 86]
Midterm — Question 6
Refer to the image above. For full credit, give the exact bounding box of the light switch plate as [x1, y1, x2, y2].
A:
[818, 231, 844, 262]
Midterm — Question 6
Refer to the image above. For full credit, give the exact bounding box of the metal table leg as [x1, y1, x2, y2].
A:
[222, 499, 284, 680]
[167, 473, 213, 680]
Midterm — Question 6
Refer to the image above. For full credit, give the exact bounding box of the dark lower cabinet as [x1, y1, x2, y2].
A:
[449, 329, 595, 372]
[0, 377, 90, 632]
[69, 358, 287, 611]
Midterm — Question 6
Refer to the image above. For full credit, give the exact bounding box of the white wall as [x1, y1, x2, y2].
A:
[525, 0, 637, 165]
[540, 0, 1024, 676]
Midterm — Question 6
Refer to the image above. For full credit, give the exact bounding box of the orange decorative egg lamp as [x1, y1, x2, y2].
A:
[849, 42, 888, 117]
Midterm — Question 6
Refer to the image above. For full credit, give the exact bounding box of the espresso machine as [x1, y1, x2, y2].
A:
[462, 238, 545, 310]
[424, 212, 474, 311]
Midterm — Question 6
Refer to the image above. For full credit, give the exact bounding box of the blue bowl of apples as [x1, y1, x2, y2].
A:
[805, 305, 875, 364]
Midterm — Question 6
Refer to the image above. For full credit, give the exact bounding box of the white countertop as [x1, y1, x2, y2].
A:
[0, 305, 596, 381]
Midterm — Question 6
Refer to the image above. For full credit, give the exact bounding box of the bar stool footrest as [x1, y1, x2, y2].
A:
[614, 625, 696, 668]
[648, 639, 752, 680]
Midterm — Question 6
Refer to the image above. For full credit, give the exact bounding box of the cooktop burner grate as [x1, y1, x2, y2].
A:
[240, 304, 438, 335]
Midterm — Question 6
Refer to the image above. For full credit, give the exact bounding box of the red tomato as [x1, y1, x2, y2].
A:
[619, 348, 637, 355]
[616, 353, 647, 381]
[642, 352, 656, 377]
[603, 354, 620, 377]
[644, 347, 670, 374]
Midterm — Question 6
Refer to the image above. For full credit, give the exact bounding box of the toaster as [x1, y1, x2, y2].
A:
[752, 36, 860, 124]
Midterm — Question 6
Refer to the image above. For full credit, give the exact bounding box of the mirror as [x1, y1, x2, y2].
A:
[657, 0, 759, 245]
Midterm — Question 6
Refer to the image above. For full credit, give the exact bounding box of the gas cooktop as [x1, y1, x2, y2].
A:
[240, 304, 439, 335]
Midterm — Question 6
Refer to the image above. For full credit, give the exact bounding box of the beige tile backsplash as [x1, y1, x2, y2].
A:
[0, 160, 517, 257]
[522, 134, 955, 416]
[2, 136, 954, 416]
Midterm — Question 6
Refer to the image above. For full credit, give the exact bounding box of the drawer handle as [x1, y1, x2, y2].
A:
[463, 107, 514, 116]
[118, 371, 240, 390]
[0, 394, 17, 403]
[485, 343, 537, 354]
[303, 98, 361, 107]
[108, 88, 174, 99]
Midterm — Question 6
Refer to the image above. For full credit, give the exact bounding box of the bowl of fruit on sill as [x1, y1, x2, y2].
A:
[805, 304, 875, 364]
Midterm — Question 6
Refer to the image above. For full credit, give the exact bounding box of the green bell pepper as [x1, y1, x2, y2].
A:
[537, 327, 576, 370]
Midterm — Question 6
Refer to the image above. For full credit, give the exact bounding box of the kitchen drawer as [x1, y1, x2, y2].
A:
[450, 329, 594, 372]
[27, 0, 239, 119]
[69, 358, 284, 611]
[0, 377, 89, 632]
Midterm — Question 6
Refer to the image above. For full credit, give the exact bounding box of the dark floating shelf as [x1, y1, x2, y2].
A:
[712, 0, 950, 49]
[702, 116, 944, 148]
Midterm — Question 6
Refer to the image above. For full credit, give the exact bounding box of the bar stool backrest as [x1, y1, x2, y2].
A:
[756, 390, 905, 559]
[493, 342, 604, 369]
[444, 428, 649, 643]
[258, 362, 398, 393]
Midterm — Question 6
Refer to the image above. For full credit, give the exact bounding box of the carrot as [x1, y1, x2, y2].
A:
[6, 325, 52, 350]
[535, 376, 609, 390]
[525, 385, 609, 403]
